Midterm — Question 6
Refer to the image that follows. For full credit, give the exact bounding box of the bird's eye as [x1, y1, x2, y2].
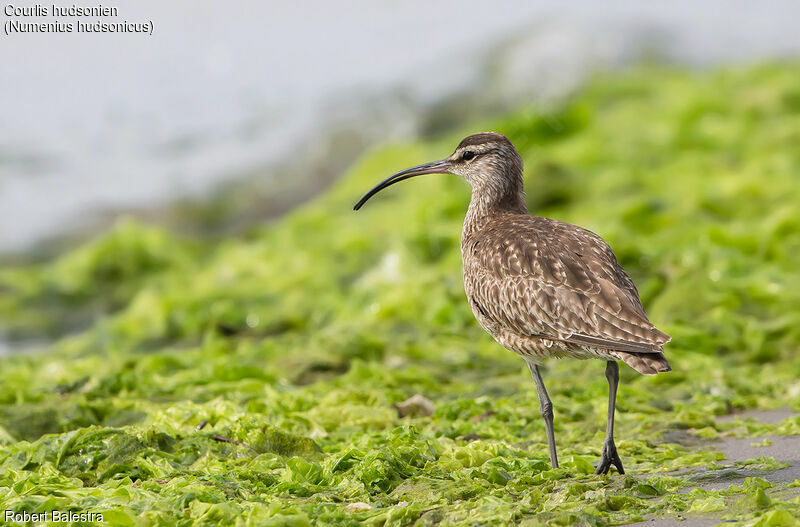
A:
[462, 150, 475, 161]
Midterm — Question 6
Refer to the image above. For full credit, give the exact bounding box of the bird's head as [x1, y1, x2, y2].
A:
[353, 132, 524, 211]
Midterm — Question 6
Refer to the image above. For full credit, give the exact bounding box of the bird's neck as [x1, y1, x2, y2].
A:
[462, 182, 527, 240]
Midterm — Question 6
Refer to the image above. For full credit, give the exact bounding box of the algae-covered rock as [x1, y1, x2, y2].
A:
[253, 426, 322, 459]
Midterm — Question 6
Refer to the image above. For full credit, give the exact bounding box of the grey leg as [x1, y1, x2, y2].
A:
[595, 360, 625, 475]
[527, 362, 559, 469]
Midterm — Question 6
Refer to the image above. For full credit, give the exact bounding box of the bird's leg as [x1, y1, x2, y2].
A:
[527, 362, 559, 469]
[595, 360, 625, 475]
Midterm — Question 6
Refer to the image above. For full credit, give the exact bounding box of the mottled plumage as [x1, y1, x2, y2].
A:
[463, 213, 671, 374]
[354, 131, 672, 474]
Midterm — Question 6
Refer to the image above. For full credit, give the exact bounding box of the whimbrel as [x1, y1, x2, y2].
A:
[354, 132, 671, 474]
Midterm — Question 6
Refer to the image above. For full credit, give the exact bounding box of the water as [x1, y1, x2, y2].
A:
[1, 0, 799, 252]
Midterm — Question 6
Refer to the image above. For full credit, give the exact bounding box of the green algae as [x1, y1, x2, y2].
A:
[1, 63, 800, 525]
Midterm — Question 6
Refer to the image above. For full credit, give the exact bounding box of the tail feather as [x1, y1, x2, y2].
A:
[617, 351, 671, 375]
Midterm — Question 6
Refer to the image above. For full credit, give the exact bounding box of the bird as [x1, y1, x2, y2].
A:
[353, 132, 671, 475]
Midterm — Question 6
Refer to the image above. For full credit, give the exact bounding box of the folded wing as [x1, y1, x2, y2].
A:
[465, 215, 670, 353]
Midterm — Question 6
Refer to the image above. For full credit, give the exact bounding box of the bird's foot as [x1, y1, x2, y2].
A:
[595, 438, 624, 475]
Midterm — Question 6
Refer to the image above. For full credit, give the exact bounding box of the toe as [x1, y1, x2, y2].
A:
[594, 456, 610, 475]
[595, 441, 624, 475]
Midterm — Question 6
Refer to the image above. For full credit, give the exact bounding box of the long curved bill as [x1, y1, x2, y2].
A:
[353, 159, 452, 210]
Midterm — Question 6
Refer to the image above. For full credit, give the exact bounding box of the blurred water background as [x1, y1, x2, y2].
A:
[1, 0, 800, 257]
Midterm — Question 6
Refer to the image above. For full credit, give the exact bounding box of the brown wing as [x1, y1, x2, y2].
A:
[464, 215, 670, 353]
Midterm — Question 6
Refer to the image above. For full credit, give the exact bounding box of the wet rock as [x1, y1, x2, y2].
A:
[346, 502, 373, 512]
[395, 394, 435, 418]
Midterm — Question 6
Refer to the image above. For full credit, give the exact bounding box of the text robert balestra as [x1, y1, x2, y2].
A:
[5, 510, 105, 523]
